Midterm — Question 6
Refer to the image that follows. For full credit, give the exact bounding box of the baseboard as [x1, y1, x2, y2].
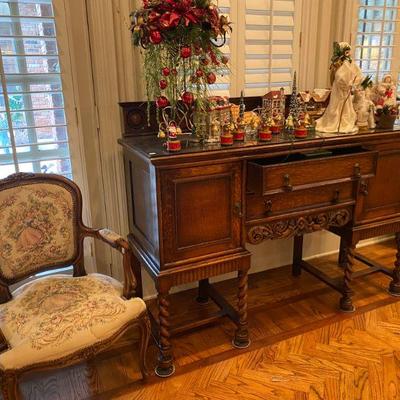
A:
[304, 234, 393, 262]
[142, 234, 394, 301]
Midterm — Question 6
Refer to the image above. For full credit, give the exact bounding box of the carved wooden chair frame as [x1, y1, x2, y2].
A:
[0, 173, 150, 400]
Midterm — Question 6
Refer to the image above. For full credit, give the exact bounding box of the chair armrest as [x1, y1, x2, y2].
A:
[97, 229, 129, 252]
[93, 229, 137, 299]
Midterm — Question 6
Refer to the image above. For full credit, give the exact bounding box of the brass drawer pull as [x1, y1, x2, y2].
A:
[354, 163, 361, 178]
[234, 202, 243, 218]
[283, 174, 293, 191]
[332, 190, 340, 204]
[360, 181, 369, 196]
[264, 199, 273, 215]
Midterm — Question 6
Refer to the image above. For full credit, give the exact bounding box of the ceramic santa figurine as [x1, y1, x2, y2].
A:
[374, 74, 397, 108]
[316, 42, 364, 134]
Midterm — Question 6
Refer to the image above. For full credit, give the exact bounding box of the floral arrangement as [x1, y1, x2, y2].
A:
[130, 0, 231, 121]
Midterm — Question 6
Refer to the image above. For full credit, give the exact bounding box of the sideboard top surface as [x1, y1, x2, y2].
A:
[119, 126, 400, 165]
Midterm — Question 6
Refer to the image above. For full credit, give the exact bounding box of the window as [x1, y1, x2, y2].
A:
[355, 0, 400, 83]
[0, 0, 73, 180]
[242, 0, 298, 97]
[209, 0, 299, 98]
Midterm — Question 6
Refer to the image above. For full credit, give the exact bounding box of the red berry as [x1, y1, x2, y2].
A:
[171, 68, 178, 76]
[159, 79, 168, 90]
[181, 91, 194, 105]
[162, 67, 170, 77]
[206, 72, 217, 84]
[180, 46, 192, 59]
[196, 69, 204, 77]
[221, 56, 229, 65]
[150, 30, 162, 44]
[156, 96, 169, 108]
[201, 56, 209, 66]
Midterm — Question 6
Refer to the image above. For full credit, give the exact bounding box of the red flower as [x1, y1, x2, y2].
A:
[150, 30, 163, 44]
[148, 11, 161, 24]
[159, 12, 181, 29]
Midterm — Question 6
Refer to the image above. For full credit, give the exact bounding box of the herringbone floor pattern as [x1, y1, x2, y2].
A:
[114, 302, 400, 400]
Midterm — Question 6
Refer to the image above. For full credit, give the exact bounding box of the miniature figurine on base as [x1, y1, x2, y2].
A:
[285, 114, 295, 131]
[268, 115, 281, 134]
[259, 116, 272, 142]
[234, 120, 246, 141]
[220, 121, 234, 146]
[166, 122, 182, 152]
[354, 88, 376, 130]
[294, 121, 308, 138]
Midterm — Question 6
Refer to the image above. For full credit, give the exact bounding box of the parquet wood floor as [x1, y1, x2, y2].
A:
[11, 239, 400, 399]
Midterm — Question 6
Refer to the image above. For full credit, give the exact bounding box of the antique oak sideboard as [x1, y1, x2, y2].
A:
[119, 100, 400, 377]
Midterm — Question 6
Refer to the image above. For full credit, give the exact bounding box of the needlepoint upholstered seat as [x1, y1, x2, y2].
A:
[0, 173, 150, 400]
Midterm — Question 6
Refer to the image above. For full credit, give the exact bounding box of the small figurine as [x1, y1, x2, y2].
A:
[258, 117, 272, 142]
[233, 118, 246, 141]
[220, 121, 234, 146]
[294, 120, 308, 138]
[166, 122, 182, 152]
[158, 122, 167, 139]
[354, 89, 376, 130]
[268, 114, 280, 134]
[303, 112, 312, 128]
[209, 118, 221, 143]
[375, 74, 397, 107]
[285, 114, 294, 131]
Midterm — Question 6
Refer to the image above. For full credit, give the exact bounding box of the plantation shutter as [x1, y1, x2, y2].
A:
[0, 0, 73, 179]
[355, 0, 400, 84]
[243, 0, 296, 97]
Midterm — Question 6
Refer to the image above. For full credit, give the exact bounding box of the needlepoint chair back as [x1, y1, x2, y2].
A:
[0, 173, 85, 290]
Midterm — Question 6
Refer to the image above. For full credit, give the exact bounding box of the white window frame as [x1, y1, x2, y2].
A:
[349, 0, 400, 82]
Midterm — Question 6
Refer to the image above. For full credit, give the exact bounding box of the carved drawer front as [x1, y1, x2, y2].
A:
[247, 147, 377, 195]
[246, 181, 355, 221]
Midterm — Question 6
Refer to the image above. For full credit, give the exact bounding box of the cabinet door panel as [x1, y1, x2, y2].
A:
[357, 145, 400, 223]
[160, 162, 242, 267]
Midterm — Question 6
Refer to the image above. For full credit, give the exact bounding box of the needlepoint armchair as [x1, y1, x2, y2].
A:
[0, 173, 150, 400]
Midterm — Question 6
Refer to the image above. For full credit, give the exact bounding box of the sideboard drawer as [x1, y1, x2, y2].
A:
[246, 181, 355, 221]
[247, 147, 377, 195]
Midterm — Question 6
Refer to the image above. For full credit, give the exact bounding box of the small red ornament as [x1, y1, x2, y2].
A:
[259, 128, 272, 142]
[221, 56, 229, 65]
[196, 69, 204, 77]
[201, 56, 210, 65]
[294, 127, 308, 138]
[233, 128, 245, 141]
[207, 72, 217, 84]
[159, 79, 168, 90]
[162, 67, 170, 77]
[171, 68, 178, 76]
[156, 96, 169, 108]
[270, 125, 281, 134]
[180, 46, 192, 59]
[221, 132, 234, 146]
[150, 30, 163, 44]
[181, 91, 194, 105]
